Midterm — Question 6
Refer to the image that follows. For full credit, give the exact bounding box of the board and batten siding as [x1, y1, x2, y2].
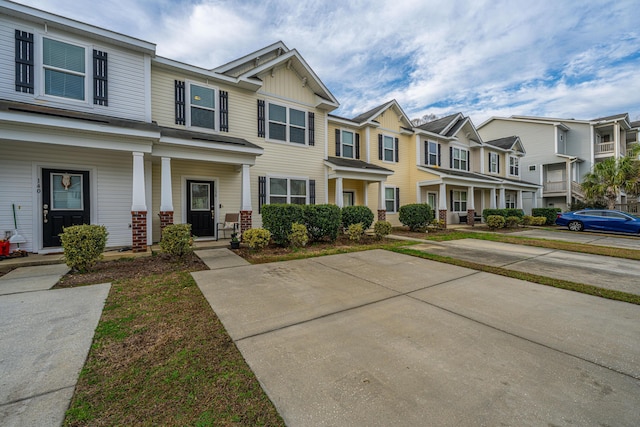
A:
[260, 67, 316, 106]
[0, 15, 149, 122]
[0, 141, 135, 252]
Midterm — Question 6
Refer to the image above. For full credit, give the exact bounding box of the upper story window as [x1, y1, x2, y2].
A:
[425, 141, 440, 166]
[188, 83, 216, 130]
[509, 156, 520, 176]
[268, 103, 306, 144]
[43, 37, 86, 101]
[488, 152, 499, 174]
[452, 147, 468, 171]
[341, 130, 355, 158]
[378, 134, 398, 163]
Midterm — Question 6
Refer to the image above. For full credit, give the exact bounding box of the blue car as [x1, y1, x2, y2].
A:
[555, 209, 640, 233]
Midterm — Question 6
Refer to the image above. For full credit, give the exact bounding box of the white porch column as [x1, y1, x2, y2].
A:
[335, 177, 344, 208]
[490, 188, 497, 209]
[566, 160, 572, 207]
[467, 186, 475, 210]
[132, 152, 146, 211]
[517, 190, 523, 209]
[439, 183, 447, 210]
[499, 188, 506, 209]
[378, 180, 386, 211]
[532, 191, 538, 208]
[160, 157, 173, 211]
[241, 164, 252, 211]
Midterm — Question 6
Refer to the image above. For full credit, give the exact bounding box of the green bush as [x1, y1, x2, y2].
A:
[522, 215, 533, 226]
[160, 223, 193, 258]
[373, 221, 392, 239]
[342, 205, 374, 230]
[242, 228, 271, 250]
[486, 215, 506, 229]
[428, 219, 446, 230]
[533, 216, 548, 226]
[261, 204, 304, 245]
[399, 203, 434, 231]
[303, 204, 342, 242]
[60, 224, 109, 272]
[288, 222, 309, 248]
[532, 208, 562, 225]
[482, 208, 525, 221]
[347, 223, 365, 242]
[505, 216, 522, 228]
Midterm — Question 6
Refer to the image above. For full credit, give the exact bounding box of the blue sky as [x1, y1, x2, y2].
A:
[15, 0, 640, 125]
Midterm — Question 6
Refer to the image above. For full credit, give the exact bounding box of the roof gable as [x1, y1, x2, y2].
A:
[484, 136, 526, 154]
[351, 99, 412, 128]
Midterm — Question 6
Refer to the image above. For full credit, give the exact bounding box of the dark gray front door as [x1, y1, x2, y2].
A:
[186, 180, 215, 237]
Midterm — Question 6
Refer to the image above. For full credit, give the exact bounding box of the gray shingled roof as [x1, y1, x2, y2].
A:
[160, 127, 262, 150]
[350, 102, 390, 124]
[591, 113, 629, 122]
[484, 136, 519, 150]
[326, 157, 393, 172]
[416, 113, 461, 135]
[630, 121, 640, 128]
[421, 166, 501, 182]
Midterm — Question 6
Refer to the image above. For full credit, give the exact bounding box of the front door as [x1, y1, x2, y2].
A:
[42, 168, 91, 247]
[186, 180, 215, 237]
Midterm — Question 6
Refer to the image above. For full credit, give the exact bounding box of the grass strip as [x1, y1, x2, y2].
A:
[392, 247, 640, 306]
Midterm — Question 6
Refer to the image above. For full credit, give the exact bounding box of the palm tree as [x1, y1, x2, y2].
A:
[581, 146, 640, 209]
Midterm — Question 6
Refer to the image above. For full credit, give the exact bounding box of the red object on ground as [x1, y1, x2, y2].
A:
[0, 240, 10, 256]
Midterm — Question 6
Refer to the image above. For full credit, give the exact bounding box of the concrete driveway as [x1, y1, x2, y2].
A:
[193, 250, 640, 426]
[510, 228, 640, 250]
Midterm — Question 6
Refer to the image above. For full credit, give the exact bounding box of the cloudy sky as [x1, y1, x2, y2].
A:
[14, 0, 640, 125]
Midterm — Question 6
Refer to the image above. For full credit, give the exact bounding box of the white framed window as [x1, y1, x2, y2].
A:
[268, 177, 308, 205]
[187, 83, 216, 130]
[452, 190, 467, 212]
[385, 187, 398, 212]
[268, 102, 307, 145]
[489, 152, 499, 173]
[509, 156, 520, 176]
[341, 130, 355, 158]
[427, 192, 437, 211]
[529, 165, 536, 171]
[42, 37, 86, 101]
[426, 141, 438, 166]
[343, 191, 355, 206]
[452, 147, 468, 170]
[505, 193, 516, 209]
[383, 135, 395, 162]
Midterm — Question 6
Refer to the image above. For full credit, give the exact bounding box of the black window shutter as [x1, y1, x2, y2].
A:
[258, 176, 266, 213]
[467, 151, 470, 171]
[219, 90, 229, 132]
[15, 30, 34, 94]
[395, 188, 400, 212]
[488, 152, 491, 172]
[498, 155, 500, 174]
[308, 112, 315, 146]
[257, 100, 265, 137]
[395, 138, 399, 163]
[335, 129, 341, 157]
[355, 133, 360, 159]
[93, 50, 108, 106]
[378, 134, 383, 160]
[309, 180, 316, 204]
[424, 141, 428, 164]
[449, 147, 453, 168]
[175, 80, 185, 125]
[438, 144, 442, 166]
[450, 190, 454, 211]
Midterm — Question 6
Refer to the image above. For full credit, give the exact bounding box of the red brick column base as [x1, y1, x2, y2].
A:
[438, 209, 447, 228]
[377, 210, 386, 221]
[131, 211, 148, 253]
[240, 210, 252, 235]
[467, 209, 475, 227]
[159, 211, 174, 231]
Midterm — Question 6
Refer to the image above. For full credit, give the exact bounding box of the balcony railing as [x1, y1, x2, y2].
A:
[543, 181, 566, 192]
[595, 142, 615, 154]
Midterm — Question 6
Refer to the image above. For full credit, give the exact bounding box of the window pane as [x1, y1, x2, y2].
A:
[43, 38, 85, 73]
[269, 123, 286, 141]
[45, 69, 84, 100]
[270, 196, 287, 204]
[270, 178, 287, 195]
[384, 136, 394, 149]
[386, 200, 395, 212]
[290, 109, 305, 127]
[291, 197, 306, 205]
[290, 179, 306, 196]
[429, 153, 437, 165]
[290, 126, 305, 144]
[190, 183, 210, 210]
[269, 104, 286, 123]
[191, 85, 214, 108]
[52, 174, 82, 210]
[385, 188, 395, 199]
[342, 131, 354, 146]
[191, 107, 215, 129]
[343, 145, 353, 158]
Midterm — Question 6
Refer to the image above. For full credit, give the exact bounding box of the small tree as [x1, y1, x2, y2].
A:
[581, 146, 640, 209]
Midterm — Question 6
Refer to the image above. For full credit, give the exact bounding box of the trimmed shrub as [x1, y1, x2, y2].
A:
[303, 204, 342, 242]
[60, 224, 109, 272]
[428, 219, 446, 230]
[342, 205, 374, 230]
[522, 215, 533, 226]
[347, 223, 365, 242]
[533, 216, 548, 226]
[505, 216, 522, 228]
[482, 208, 525, 221]
[160, 223, 193, 258]
[288, 222, 309, 248]
[242, 228, 271, 250]
[399, 203, 434, 231]
[486, 215, 506, 229]
[374, 221, 392, 240]
[532, 208, 562, 225]
[261, 204, 304, 245]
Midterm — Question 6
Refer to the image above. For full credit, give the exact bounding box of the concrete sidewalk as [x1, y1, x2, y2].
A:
[193, 250, 640, 426]
[0, 265, 109, 427]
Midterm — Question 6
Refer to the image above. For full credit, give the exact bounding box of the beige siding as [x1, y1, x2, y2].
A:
[260, 67, 316, 106]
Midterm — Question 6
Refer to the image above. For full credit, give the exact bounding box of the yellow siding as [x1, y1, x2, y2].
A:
[260, 67, 316, 106]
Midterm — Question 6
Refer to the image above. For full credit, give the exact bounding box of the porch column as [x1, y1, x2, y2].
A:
[377, 181, 386, 221]
[131, 152, 147, 253]
[499, 188, 506, 209]
[439, 183, 447, 227]
[240, 164, 252, 234]
[517, 190, 523, 210]
[490, 188, 497, 209]
[159, 157, 174, 231]
[566, 160, 572, 207]
[335, 177, 344, 208]
[532, 191, 538, 209]
[467, 185, 475, 226]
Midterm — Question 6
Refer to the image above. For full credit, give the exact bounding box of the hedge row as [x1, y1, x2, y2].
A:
[262, 204, 342, 245]
[481, 208, 525, 221]
[531, 208, 562, 225]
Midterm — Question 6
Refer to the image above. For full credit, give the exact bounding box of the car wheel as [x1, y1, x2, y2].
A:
[568, 221, 583, 232]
